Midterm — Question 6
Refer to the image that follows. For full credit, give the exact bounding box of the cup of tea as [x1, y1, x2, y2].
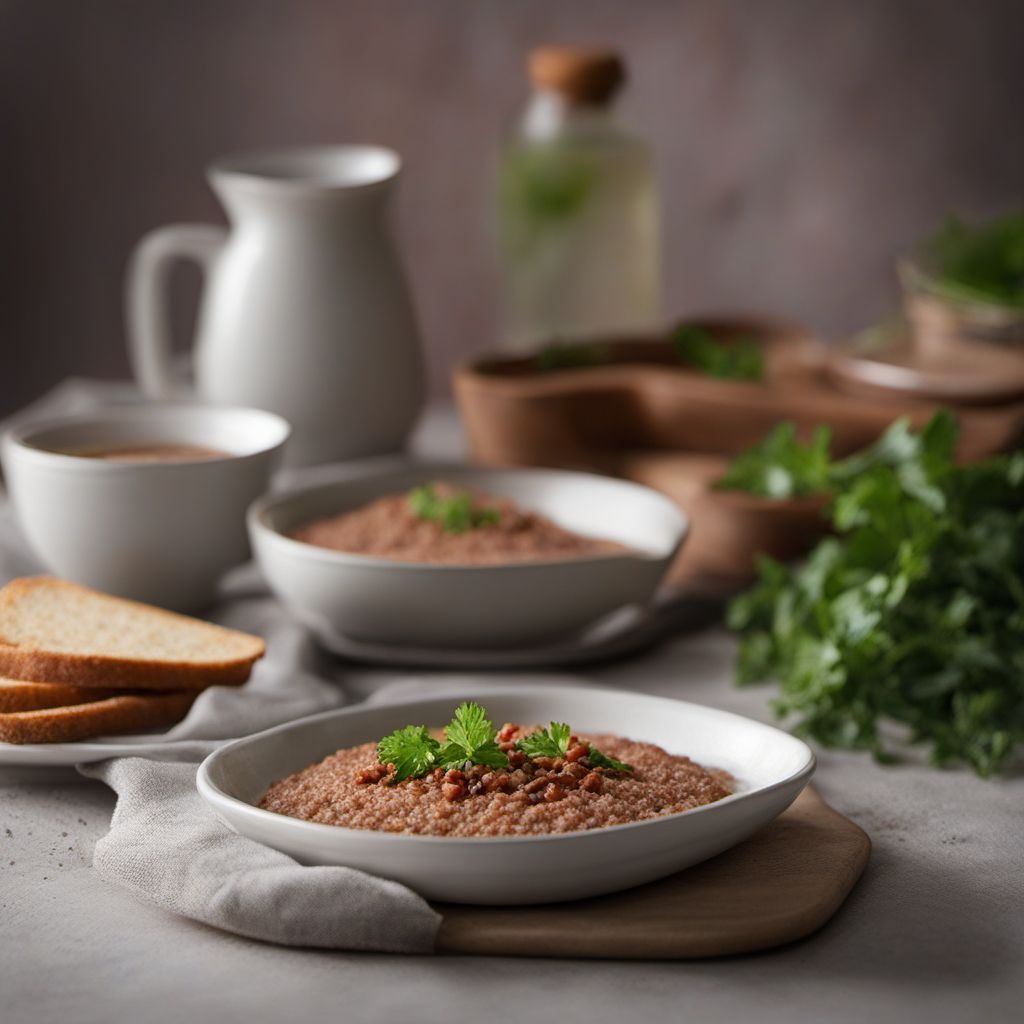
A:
[1, 404, 290, 610]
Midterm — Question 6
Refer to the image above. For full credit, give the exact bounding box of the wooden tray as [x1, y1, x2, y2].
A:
[454, 321, 1024, 467]
[453, 320, 1024, 586]
[435, 786, 869, 959]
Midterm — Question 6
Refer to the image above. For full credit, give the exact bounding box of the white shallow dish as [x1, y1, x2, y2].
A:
[248, 463, 687, 650]
[197, 685, 814, 905]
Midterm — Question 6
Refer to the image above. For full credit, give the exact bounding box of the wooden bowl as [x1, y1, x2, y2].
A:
[598, 452, 829, 588]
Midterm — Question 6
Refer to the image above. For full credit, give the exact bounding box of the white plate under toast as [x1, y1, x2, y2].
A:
[0, 730, 181, 766]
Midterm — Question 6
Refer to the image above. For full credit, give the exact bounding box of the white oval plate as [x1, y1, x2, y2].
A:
[198, 685, 814, 905]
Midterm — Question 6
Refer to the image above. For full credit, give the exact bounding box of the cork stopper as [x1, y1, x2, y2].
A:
[528, 47, 625, 106]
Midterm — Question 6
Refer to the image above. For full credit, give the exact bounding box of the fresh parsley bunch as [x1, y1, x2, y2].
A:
[728, 412, 1024, 776]
[716, 423, 833, 499]
[715, 414, 963, 501]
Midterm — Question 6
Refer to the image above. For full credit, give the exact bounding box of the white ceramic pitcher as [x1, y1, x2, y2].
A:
[126, 146, 424, 467]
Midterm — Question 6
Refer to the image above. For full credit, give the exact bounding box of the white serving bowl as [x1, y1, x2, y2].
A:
[197, 685, 814, 905]
[248, 463, 687, 649]
[2, 403, 290, 611]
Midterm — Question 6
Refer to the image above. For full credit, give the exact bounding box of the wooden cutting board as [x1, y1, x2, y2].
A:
[435, 786, 869, 959]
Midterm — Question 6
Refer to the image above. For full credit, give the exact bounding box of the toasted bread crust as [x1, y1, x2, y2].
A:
[0, 678, 129, 712]
[0, 691, 197, 744]
[0, 646, 258, 690]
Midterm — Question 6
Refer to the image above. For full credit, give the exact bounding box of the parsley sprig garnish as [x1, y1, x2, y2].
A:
[437, 702, 509, 770]
[586, 747, 634, 773]
[516, 721, 571, 759]
[535, 325, 766, 381]
[408, 484, 500, 534]
[377, 726, 440, 782]
[377, 702, 509, 780]
[671, 324, 764, 381]
[516, 721, 633, 773]
[537, 340, 612, 372]
[375, 705, 633, 781]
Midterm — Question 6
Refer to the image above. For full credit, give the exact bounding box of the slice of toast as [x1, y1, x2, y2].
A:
[0, 577, 265, 690]
[0, 678, 130, 713]
[0, 691, 198, 744]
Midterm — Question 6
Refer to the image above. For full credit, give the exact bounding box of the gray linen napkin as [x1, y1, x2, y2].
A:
[78, 758, 441, 952]
[74, 604, 442, 953]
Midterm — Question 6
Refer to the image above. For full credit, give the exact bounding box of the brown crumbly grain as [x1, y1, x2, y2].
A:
[289, 483, 625, 565]
[258, 732, 731, 837]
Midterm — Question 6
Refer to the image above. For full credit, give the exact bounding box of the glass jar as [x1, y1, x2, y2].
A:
[497, 47, 660, 350]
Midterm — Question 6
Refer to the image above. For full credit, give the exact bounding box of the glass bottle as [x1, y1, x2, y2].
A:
[497, 47, 660, 350]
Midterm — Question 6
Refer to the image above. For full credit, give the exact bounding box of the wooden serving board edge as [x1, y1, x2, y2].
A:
[434, 787, 870, 960]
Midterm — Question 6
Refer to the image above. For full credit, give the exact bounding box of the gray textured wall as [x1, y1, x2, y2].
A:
[2, 0, 1022, 417]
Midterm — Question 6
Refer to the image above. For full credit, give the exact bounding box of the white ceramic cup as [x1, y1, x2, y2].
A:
[1, 404, 290, 611]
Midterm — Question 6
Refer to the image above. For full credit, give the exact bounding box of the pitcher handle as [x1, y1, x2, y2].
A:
[125, 224, 227, 398]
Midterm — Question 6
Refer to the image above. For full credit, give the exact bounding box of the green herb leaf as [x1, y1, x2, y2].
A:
[671, 324, 764, 381]
[716, 423, 833, 498]
[377, 725, 441, 782]
[435, 740, 467, 770]
[920, 211, 1024, 308]
[408, 484, 500, 534]
[437, 740, 510, 771]
[444, 701, 495, 753]
[728, 411, 1024, 777]
[586, 747, 634, 773]
[715, 410, 960, 502]
[440, 702, 510, 770]
[517, 721, 572, 759]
